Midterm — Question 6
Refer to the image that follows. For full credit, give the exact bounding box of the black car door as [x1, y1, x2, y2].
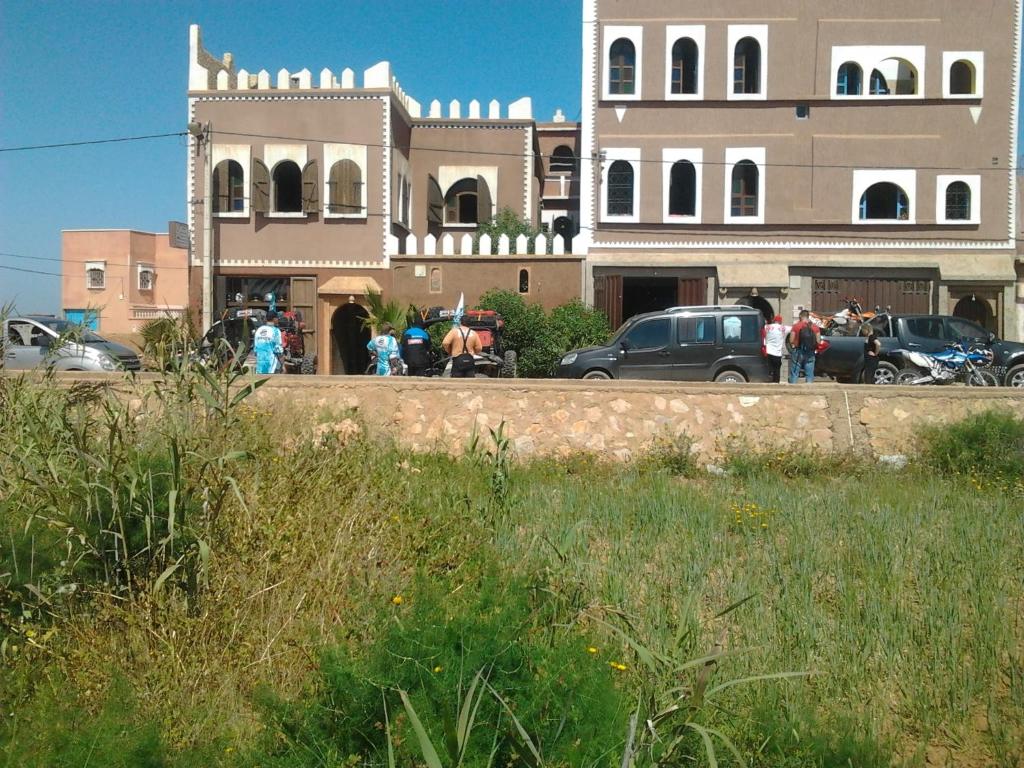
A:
[617, 318, 674, 379]
[674, 315, 718, 380]
[901, 317, 946, 353]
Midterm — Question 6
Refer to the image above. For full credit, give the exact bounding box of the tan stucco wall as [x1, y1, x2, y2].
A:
[62, 230, 189, 335]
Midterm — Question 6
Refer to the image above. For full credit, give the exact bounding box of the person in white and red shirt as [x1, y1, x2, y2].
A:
[761, 314, 788, 383]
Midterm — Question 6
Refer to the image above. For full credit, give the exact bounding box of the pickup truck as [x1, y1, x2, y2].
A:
[2, 315, 142, 372]
[816, 314, 1024, 387]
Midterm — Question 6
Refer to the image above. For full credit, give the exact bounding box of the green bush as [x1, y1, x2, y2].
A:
[475, 291, 610, 378]
[917, 410, 1024, 485]
[475, 208, 545, 254]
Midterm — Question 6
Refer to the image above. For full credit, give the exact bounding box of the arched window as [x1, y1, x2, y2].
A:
[671, 38, 699, 95]
[950, 60, 976, 95]
[609, 38, 636, 95]
[272, 160, 302, 212]
[945, 181, 971, 220]
[668, 160, 697, 217]
[730, 161, 759, 217]
[518, 268, 530, 294]
[606, 160, 634, 216]
[328, 159, 363, 214]
[553, 216, 575, 249]
[549, 145, 576, 173]
[869, 69, 889, 95]
[213, 159, 245, 213]
[445, 178, 478, 224]
[733, 37, 761, 94]
[877, 57, 917, 95]
[429, 267, 442, 293]
[836, 62, 863, 96]
[859, 182, 910, 220]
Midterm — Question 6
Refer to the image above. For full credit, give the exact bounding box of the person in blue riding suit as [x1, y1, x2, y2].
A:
[401, 318, 432, 376]
[253, 312, 284, 374]
[368, 322, 401, 375]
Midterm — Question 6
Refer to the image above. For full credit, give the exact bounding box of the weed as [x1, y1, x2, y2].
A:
[917, 409, 1024, 486]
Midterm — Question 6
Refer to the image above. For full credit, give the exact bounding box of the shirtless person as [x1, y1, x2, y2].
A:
[442, 319, 482, 378]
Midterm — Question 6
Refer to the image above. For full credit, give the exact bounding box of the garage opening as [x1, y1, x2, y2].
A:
[741, 294, 774, 321]
[622, 277, 678, 321]
[331, 304, 370, 375]
[953, 295, 996, 332]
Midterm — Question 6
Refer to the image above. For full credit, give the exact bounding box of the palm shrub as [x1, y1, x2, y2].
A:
[363, 288, 413, 334]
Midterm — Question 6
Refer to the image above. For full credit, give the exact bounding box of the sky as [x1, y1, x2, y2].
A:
[0, 0, 584, 313]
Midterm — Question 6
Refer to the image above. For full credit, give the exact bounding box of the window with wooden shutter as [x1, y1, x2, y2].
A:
[444, 178, 479, 224]
[213, 160, 245, 213]
[606, 161, 634, 216]
[302, 160, 319, 213]
[252, 159, 270, 213]
[272, 161, 303, 212]
[733, 38, 761, 94]
[329, 159, 363, 214]
[427, 175, 444, 227]
[730, 161, 759, 217]
[476, 175, 492, 225]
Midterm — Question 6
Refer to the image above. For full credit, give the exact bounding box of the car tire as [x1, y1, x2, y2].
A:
[299, 356, 316, 375]
[1005, 364, 1024, 388]
[501, 350, 518, 378]
[582, 370, 612, 380]
[869, 362, 899, 385]
[714, 370, 747, 384]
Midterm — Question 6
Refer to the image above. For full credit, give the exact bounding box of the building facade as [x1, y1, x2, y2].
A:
[187, 26, 583, 375]
[61, 229, 189, 336]
[579, 0, 1022, 338]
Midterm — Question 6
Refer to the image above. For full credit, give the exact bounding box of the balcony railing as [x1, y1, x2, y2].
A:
[388, 232, 574, 256]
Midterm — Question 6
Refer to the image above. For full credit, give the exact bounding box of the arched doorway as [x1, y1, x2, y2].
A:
[331, 303, 370, 374]
[741, 294, 774, 322]
[953, 295, 995, 332]
[553, 216, 575, 251]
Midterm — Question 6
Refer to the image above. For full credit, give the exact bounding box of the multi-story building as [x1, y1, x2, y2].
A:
[61, 229, 189, 336]
[187, 26, 583, 375]
[579, 0, 1022, 339]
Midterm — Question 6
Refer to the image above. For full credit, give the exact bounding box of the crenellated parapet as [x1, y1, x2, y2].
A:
[188, 24, 532, 120]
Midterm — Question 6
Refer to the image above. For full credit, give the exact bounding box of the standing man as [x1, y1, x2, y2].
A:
[253, 311, 284, 374]
[368, 322, 402, 375]
[442, 318, 482, 378]
[761, 314, 788, 383]
[788, 310, 821, 384]
[861, 323, 882, 384]
[401, 318, 433, 376]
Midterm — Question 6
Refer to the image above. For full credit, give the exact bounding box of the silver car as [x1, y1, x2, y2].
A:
[2, 315, 142, 372]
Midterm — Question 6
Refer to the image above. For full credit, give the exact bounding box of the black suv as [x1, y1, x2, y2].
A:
[557, 305, 770, 383]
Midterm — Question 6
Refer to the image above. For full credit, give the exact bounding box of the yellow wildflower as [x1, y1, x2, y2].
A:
[587, 646, 598, 654]
[433, 665, 443, 673]
[608, 661, 627, 671]
[391, 595, 403, 605]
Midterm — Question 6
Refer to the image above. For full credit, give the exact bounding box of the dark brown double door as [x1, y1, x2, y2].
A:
[811, 277, 931, 315]
[594, 275, 707, 330]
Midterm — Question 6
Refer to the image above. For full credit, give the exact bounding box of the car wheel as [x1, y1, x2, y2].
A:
[299, 356, 317, 375]
[1005, 364, 1024, 388]
[871, 362, 899, 385]
[582, 370, 611, 380]
[714, 370, 747, 384]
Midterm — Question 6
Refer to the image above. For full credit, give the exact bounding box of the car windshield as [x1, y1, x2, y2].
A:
[36, 319, 106, 343]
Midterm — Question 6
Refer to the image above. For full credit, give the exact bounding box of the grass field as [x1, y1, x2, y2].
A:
[1, 370, 1022, 767]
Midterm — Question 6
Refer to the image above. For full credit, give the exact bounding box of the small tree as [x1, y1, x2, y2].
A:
[362, 288, 413, 334]
[475, 208, 546, 254]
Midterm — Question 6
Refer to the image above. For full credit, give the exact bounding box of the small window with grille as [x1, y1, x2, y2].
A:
[86, 262, 105, 289]
[138, 266, 155, 291]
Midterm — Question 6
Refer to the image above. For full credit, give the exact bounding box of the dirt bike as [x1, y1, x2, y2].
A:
[892, 341, 998, 386]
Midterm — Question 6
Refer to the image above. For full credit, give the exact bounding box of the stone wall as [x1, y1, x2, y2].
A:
[236, 377, 1022, 460]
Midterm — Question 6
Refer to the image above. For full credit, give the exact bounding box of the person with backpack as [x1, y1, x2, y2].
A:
[788, 309, 821, 384]
[401, 318, 433, 376]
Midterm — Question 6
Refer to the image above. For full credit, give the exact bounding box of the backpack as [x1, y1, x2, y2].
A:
[798, 323, 818, 354]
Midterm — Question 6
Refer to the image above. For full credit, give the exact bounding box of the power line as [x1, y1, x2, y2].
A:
[0, 132, 187, 153]
[0, 263, 62, 277]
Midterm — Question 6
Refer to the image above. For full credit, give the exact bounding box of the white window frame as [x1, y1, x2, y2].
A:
[437, 166, 498, 227]
[662, 148, 703, 223]
[602, 25, 643, 101]
[829, 46, 926, 100]
[727, 25, 768, 101]
[85, 261, 106, 290]
[723, 147, 766, 225]
[324, 143, 368, 219]
[936, 174, 980, 225]
[264, 144, 308, 218]
[137, 264, 155, 291]
[664, 25, 705, 101]
[600, 147, 641, 224]
[393, 151, 412, 228]
[942, 51, 984, 99]
[211, 144, 251, 217]
[852, 169, 917, 224]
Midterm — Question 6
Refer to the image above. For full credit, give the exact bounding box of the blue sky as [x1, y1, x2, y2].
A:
[0, 0, 584, 313]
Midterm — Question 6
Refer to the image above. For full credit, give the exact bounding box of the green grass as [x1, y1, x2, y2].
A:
[0, 373, 1022, 767]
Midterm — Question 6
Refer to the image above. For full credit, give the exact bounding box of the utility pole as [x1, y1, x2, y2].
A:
[189, 120, 213, 330]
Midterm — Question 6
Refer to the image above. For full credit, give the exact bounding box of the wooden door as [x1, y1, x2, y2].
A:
[677, 278, 707, 307]
[290, 277, 317, 353]
[812, 277, 931, 315]
[593, 274, 623, 330]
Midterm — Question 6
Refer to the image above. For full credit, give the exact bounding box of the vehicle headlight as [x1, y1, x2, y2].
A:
[98, 354, 118, 371]
[561, 352, 578, 366]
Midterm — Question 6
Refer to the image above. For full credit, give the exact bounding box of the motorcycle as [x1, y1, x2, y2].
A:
[808, 298, 883, 337]
[893, 341, 997, 386]
[364, 349, 407, 376]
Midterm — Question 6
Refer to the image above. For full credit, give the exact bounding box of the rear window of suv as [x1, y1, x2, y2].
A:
[905, 317, 944, 339]
[721, 314, 759, 343]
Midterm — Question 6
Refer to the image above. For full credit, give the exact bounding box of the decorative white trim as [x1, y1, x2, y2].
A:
[852, 169, 916, 224]
[664, 25, 705, 101]
[578, 0, 598, 260]
[588, 239, 1012, 251]
[211, 143, 251, 216]
[438, 166, 498, 221]
[602, 25, 643, 100]
[200, 259, 389, 269]
[137, 263, 155, 291]
[662, 148, 703, 224]
[942, 51, 984, 98]
[381, 94, 391, 268]
[724, 147, 765, 225]
[393, 150, 412, 227]
[323, 143, 368, 218]
[600, 147, 641, 224]
[1008, 0, 1022, 243]
[263, 144, 308, 216]
[936, 175, 981, 225]
[830, 46, 926, 99]
[727, 25, 768, 101]
[523, 125, 533, 221]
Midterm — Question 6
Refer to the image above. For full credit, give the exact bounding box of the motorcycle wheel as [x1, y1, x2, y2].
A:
[299, 356, 316, 375]
[896, 370, 922, 385]
[967, 370, 998, 387]
[501, 350, 518, 378]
